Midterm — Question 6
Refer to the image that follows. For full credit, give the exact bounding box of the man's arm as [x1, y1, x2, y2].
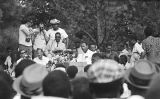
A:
[44, 40, 54, 57]
[21, 29, 30, 36]
[61, 29, 69, 48]
[21, 27, 35, 36]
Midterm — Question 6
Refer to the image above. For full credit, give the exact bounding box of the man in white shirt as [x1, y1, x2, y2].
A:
[33, 48, 49, 66]
[33, 23, 48, 52]
[19, 19, 34, 58]
[132, 40, 144, 54]
[47, 19, 68, 48]
[89, 43, 100, 53]
[45, 32, 66, 56]
[77, 42, 94, 64]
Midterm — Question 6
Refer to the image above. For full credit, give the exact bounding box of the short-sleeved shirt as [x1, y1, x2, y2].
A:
[47, 28, 68, 40]
[33, 56, 49, 66]
[45, 40, 66, 54]
[77, 49, 94, 64]
[19, 24, 32, 46]
[33, 29, 47, 51]
[132, 42, 144, 54]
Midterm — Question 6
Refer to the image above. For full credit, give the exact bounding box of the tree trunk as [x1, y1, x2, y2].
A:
[97, 10, 104, 45]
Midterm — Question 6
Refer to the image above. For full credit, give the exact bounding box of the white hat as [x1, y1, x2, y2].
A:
[50, 19, 60, 24]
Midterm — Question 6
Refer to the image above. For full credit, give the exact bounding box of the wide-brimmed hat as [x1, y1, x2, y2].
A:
[50, 19, 60, 24]
[13, 64, 48, 97]
[125, 59, 158, 89]
[87, 59, 125, 83]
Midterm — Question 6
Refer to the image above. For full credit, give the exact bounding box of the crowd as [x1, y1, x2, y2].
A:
[1, 18, 160, 99]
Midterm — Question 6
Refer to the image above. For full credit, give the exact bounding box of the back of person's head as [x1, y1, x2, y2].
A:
[119, 55, 128, 65]
[0, 78, 12, 99]
[145, 74, 160, 99]
[72, 87, 93, 99]
[144, 26, 154, 37]
[84, 65, 91, 72]
[43, 70, 71, 98]
[92, 53, 102, 58]
[0, 70, 13, 86]
[92, 53, 103, 64]
[109, 52, 119, 63]
[15, 59, 35, 78]
[66, 66, 78, 79]
[89, 79, 123, 98]
[55, 63, 66, 68]
[71, 77, 93, 99]
[0, 71, 15, 98]
[71, 77, 90, 91]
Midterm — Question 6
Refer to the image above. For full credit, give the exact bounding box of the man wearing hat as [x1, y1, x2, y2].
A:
[13, 64, 48, 98]
[125, 59, 158, 97]
[47, 19, 68, 48]
[87, 59, 125, 98]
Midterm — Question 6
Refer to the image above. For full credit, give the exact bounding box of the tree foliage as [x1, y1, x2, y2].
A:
[1, 0, 160, 52]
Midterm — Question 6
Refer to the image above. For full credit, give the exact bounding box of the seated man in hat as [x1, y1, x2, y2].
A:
[47, 19, 68, 48]
[45, 32, 66, 57]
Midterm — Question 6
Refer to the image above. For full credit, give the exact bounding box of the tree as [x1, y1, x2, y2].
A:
[2, 0, 160, 52]
[18, 0, 129, 46]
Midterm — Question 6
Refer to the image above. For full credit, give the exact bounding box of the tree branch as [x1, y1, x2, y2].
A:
[81, 29, 96, 43]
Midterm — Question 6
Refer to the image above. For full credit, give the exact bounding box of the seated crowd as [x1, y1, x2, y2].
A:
[2, 22, 160, 99]
[1, 55, 160, 99]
